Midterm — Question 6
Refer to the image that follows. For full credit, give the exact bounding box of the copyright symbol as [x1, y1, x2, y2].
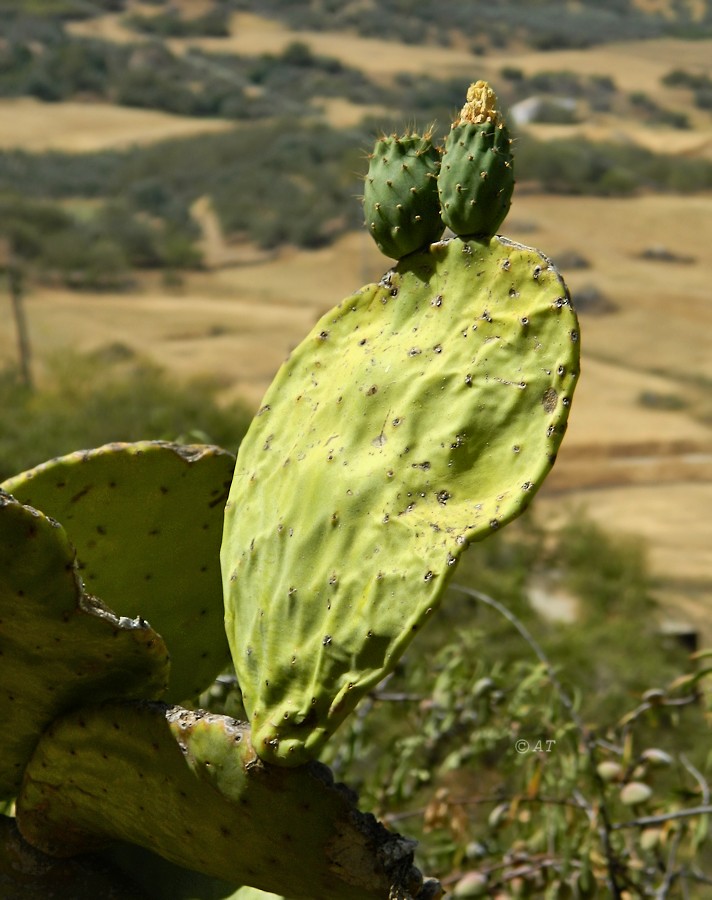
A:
[515, 740, 529, 754]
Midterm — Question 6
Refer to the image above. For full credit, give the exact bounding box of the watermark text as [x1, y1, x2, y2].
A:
[514, 739, 557, 754]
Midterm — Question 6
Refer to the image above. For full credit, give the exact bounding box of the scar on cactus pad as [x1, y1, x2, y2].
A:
[222, 81, 580, 766]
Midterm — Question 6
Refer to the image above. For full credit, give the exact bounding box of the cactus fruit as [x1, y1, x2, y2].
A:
[222, 235, 579, 766]
[0, 490, 169, 799]
[17, 702, 430, 900]
[438, 81, 514, 238]
[2, 442, 235, 703]
[363, 130, 444, 259]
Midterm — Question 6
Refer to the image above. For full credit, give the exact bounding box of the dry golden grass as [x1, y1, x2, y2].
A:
[311, 97, 394, 129]
[69, 6, 712, 149]
[507, 194, 712, 386]
[66, 12, 137, 45]
[525, 122, 712, 159]
[0, 98, 233, 153]
[633, 0, 709, 22]
[537, 480, 712, 640]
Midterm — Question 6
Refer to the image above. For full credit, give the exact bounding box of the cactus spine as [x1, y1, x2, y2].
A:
[438, 80, 515, 238]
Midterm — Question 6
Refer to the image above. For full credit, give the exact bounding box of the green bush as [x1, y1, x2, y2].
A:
[0, 353, 251, 480]
[516, 133, 712, 194]
[0, 195, 202, 284]
[316, 512, 710, 895]
[125, 7, 230, 38]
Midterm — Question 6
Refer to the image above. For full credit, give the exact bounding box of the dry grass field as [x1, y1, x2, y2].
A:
[4, 5, 712, 641]
[0, 98, 234, 153]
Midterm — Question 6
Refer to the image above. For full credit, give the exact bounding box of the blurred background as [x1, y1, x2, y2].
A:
[0, 1, 711, 891]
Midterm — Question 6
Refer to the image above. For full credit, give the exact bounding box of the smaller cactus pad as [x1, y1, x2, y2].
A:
[222, 235, 579, 765]
[438, 81, 514, 238]
[0, 491, 169, 800]
[363, 132, 444, 259]
[17, 702, 428, 900]
[2, 442, 235, 703]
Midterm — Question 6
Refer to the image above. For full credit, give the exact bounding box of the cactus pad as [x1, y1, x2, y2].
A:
[0, 490, 169, 799]
[222, 235, 579, 765]
[2, 442, 235, 702]
[17, 702, 428, 900]
[363, 132, 444, 259]
[438, 81, 514, 238]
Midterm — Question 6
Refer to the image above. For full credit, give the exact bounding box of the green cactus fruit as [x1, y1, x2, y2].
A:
[363, 130, 444, 259]
[2, 441, 234, 703]
[222, 235, 579, 766]
[0, 814, 148, 900]
[0, 490, 169, 799]
[17, 702, 430, 900]
[438, 81, 514, 238]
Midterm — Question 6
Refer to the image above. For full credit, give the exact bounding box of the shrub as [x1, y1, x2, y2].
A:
[0, 352, 251, 480]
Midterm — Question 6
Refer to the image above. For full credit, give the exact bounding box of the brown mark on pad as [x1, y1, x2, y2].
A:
[541, 387, 558, 414]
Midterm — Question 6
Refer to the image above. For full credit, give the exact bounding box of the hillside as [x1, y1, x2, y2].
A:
[0, 0, 710, 643]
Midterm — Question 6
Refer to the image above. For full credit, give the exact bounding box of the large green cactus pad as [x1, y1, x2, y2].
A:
[17, 702, 429, 900]
[222, 236, 580, 765]
[0, 491, 169, 799]
[2, 442, 234, 703]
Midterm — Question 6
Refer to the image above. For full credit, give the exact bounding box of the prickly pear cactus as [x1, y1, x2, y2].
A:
[222, 234, 579, 766]
[363, 131, 444, 259]
[438, 81, 514, 238]
[0, 490, 169, 799]
[2, 442, 234, 703]
[17, 702, 427, 900]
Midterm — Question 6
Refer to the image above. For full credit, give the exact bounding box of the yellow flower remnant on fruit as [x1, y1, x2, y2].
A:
[455, 80, 502, 126]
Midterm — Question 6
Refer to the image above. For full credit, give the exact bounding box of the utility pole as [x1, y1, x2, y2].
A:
[7, 252, 33, 391]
